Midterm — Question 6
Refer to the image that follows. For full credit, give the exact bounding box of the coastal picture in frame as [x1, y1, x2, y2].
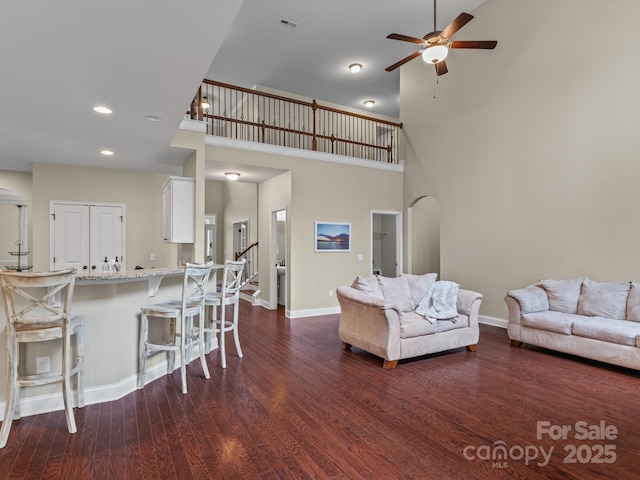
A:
[315, 222, 351, 252]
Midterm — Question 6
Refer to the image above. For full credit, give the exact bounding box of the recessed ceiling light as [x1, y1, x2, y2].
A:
[363, 100, 375, 108]
[145, 115, 161, 122]
[100, 149, 114, 156]
[349, 63, 362, 73]
[93, 106, 112, 114]
[225, 172, 241, 181]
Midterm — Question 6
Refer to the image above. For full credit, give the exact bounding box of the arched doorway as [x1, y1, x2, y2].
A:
[407, 195, 440, 275]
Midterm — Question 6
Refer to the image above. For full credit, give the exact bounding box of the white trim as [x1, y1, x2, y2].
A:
[288, 306, 341, 318]
[0, 349, 214, 417]
[206, 135, 404, 173]
[179, 118, 207, 133]
[479, 315, 508, 329]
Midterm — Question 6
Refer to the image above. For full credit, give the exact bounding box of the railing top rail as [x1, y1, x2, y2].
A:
[203, 79, 403, 128]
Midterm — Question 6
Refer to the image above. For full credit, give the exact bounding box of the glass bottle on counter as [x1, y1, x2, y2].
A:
[102, 256, 110, 273]
[114, 256, 120, 272]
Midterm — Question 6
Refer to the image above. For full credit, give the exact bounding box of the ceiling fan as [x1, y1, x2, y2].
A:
[385, 0, 497, 76]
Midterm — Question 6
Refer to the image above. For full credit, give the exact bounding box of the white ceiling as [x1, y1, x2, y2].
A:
[0, 0, 487, 180]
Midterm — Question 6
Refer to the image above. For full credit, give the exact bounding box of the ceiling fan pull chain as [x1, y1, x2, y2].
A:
[433, 77, 439, 99]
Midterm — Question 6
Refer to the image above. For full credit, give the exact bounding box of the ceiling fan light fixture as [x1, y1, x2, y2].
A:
[421, 45, 448, 64]
[225, 172, 240, 181]
[349, 63, 362, 73]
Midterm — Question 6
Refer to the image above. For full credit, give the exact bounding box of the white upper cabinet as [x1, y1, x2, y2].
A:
[163, 177, 194, 243]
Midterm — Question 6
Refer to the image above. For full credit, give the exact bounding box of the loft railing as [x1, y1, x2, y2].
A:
[188, 80, 403, 164]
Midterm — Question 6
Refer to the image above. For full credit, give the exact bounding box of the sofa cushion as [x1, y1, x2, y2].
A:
[577, 279, 630, 320]
[398, 311, 438, 338]
[351, 275, 383, 299]
[571, 317, 640, 347]
[437, 314, 469, 333]
[402, 273, 438, 308]
[521, 311, 581, 335]
[626, 282, 640, 322]
[377, 275, 414, 312]
[541, 278, 585, 314]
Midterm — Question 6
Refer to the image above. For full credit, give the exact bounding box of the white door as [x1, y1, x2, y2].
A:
[90, 205, 123, 269]
[52, 203, 124, 272]
[53, 204, 90, 272]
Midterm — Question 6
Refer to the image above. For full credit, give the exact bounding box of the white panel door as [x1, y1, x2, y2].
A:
[53, 204, 89, 272]
[90, 205, 123, 270]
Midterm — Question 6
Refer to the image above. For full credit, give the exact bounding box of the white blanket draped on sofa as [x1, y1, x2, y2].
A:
[416, 280, 460, 323]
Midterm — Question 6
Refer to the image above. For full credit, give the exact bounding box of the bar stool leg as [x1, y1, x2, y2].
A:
[138, 312, 149, 389]
[167, 317, 176, 374]
[180, 314, 188, 395]
[233, 299, 243, 358]
[61, 326, 77, 434]
[76, 322, 85, 408]
[219, 303, 227, 369]
[198, 311, 210, 380]
[0, 327, 19, 449]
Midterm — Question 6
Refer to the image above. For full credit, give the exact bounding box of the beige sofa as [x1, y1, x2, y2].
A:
[506, 278, 640, 370]
[336, 273, 483, 369]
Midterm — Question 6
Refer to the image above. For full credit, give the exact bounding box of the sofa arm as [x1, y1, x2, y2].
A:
[506, 285, 549, 314]
[336, 286, 402, 361]
[457, 289, 483, 317]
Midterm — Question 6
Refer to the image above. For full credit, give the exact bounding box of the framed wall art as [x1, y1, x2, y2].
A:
[315, 222, 351, 252]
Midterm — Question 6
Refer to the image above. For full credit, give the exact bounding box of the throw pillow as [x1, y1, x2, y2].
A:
[541, 278, 585, 314]
[627, 282, 640, 322]
[402, 273, 438, 307]
[578, 279, 630, 320]
[377, 275, 414, 312]
[351, 275, 383, 299]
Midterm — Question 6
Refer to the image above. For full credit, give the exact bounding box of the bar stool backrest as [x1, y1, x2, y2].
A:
[183, 262, 213, 312]
[221, 259, 246, 297]
[0, 269, 77, 326]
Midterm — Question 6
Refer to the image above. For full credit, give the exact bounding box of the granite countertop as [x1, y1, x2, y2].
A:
[76, 266, 184, 282]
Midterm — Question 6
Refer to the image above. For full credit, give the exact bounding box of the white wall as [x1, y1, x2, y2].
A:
[401, 0, 640, 318]
[207, 143, 403, 313]
[31, 163, 178, 271]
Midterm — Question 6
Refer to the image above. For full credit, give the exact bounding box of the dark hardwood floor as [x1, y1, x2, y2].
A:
[1, 303, 639, 479]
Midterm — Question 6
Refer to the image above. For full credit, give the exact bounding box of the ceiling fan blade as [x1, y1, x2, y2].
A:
[385, 51, 422, 72]
[435, 60, 448, 76]
[449, 40, 498, 49]
[440, 12, 474, 39]
[386, 33, 425, 44]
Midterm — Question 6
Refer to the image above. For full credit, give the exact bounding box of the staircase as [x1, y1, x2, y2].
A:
[235, 241, 261, 304]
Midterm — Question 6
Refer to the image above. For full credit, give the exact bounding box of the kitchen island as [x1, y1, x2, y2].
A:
[0, 265, 222, 418]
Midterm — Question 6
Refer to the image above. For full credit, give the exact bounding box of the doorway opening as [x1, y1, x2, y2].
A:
[371, 211, 402, 277]
[407, 195, 440, 275]
[270, 208, 287, 310]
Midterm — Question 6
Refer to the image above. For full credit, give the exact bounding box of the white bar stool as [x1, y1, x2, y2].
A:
[138, 262, 212, 394]
[204, 259, 246, 368]
[0, 268, 85, 449]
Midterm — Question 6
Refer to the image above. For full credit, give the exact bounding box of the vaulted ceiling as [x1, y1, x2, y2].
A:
[0, 0, 486, 176]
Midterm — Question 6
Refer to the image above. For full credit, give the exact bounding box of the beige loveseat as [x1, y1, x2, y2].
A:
[506, 278, 640, 370]
[336, 273, 483, 368]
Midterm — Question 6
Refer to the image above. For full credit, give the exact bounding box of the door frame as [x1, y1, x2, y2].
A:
[269, 207, 287, 310]
[370, 210, 403, 277]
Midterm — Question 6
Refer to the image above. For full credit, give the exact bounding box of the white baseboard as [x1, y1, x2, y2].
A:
[479, 315, 508, 329]
[0, 348, 217, 418]
[288, 306, 340, 318]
